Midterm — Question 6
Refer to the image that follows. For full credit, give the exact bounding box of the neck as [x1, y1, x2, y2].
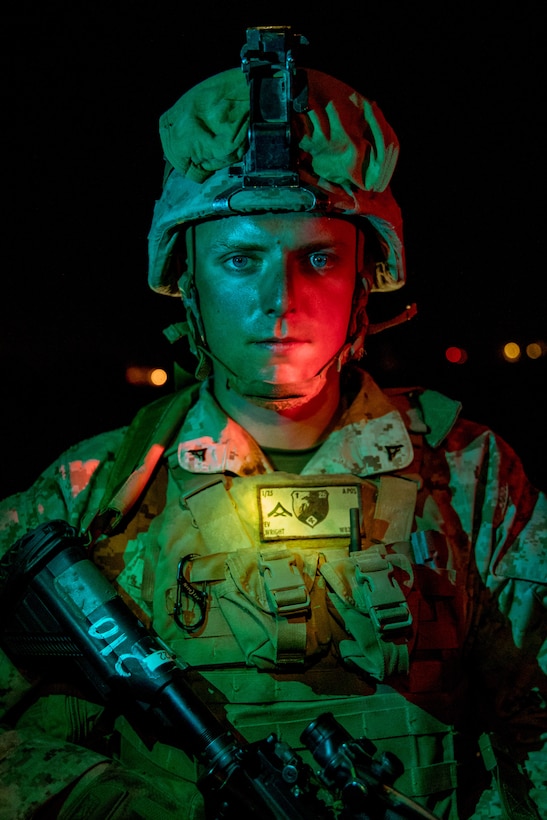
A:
[212, 367, 343, 450]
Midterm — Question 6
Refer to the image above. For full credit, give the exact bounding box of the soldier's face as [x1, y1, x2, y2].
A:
[194, 213, 359, 390]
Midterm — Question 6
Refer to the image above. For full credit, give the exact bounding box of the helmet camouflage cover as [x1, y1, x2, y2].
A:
[147, 27, 406, 379]
[148, 28, 405, 294]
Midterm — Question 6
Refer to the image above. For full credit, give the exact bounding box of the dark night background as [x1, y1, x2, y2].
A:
[2, 2, 546, 499]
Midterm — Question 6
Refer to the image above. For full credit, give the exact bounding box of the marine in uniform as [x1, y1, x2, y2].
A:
[0, 26, 545, 820]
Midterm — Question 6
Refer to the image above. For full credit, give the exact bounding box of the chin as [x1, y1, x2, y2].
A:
[257, 364, 316, 385]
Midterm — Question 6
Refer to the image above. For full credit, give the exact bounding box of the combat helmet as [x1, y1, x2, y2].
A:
[148, 26, 409, 381]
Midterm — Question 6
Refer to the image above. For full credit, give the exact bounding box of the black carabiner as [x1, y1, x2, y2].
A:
[173, 554, 208, 633]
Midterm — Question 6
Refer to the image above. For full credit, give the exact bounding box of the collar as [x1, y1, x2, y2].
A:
[174, 369, 416, 478]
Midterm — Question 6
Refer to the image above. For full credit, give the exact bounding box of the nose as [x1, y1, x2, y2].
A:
[262, 259, 294, 318]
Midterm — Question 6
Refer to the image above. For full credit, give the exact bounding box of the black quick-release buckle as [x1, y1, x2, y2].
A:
[174, 554, 208, 633]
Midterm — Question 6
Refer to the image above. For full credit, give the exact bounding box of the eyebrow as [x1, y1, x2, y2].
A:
[206, 237, 353, 253]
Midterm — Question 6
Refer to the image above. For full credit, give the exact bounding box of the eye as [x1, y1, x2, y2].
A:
[227, 254, 250, 271]
[308, 252, 332, 271]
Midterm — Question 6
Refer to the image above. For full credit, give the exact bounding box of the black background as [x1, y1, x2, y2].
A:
[2, 1, 546, 498]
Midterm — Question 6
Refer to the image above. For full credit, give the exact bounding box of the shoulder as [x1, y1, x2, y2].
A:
[0, 383, 201, 553]
[382, 383, 466, 444]
[384, 386, 546, 583]
[383, 382, 508, 453]
[0, 425, 128, 553]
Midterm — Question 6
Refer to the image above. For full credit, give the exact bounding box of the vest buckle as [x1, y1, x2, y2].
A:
[259, 550, 310, 616]
[352, 551, 412, 632]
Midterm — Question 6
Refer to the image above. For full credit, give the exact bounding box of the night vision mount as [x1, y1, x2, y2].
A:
[239, 26, 309, 188]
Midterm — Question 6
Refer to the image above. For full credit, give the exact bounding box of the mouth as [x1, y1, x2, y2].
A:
[253, 338, 307, 353]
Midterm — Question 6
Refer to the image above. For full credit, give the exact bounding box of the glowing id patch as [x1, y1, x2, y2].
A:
[258, 484, 361, 540]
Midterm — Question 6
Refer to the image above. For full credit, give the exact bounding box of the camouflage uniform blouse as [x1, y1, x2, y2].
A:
[0, 369, 545, 819]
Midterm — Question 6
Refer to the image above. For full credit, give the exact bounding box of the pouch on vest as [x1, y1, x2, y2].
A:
[172, 473, 376, 668]
[217, 545, 332, 668]
[321, 544, 414, 680]
[173, 472, 419, 676]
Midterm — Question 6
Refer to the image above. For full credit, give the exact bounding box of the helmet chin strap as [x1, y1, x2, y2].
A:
[227, 358, 334, 410]
[198, 326, 365, 410]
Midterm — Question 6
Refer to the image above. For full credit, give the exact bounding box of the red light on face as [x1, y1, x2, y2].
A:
[445, 346, 468, 364]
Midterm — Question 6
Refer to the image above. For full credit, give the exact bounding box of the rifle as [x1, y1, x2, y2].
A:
[0, 520, 439, 819]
